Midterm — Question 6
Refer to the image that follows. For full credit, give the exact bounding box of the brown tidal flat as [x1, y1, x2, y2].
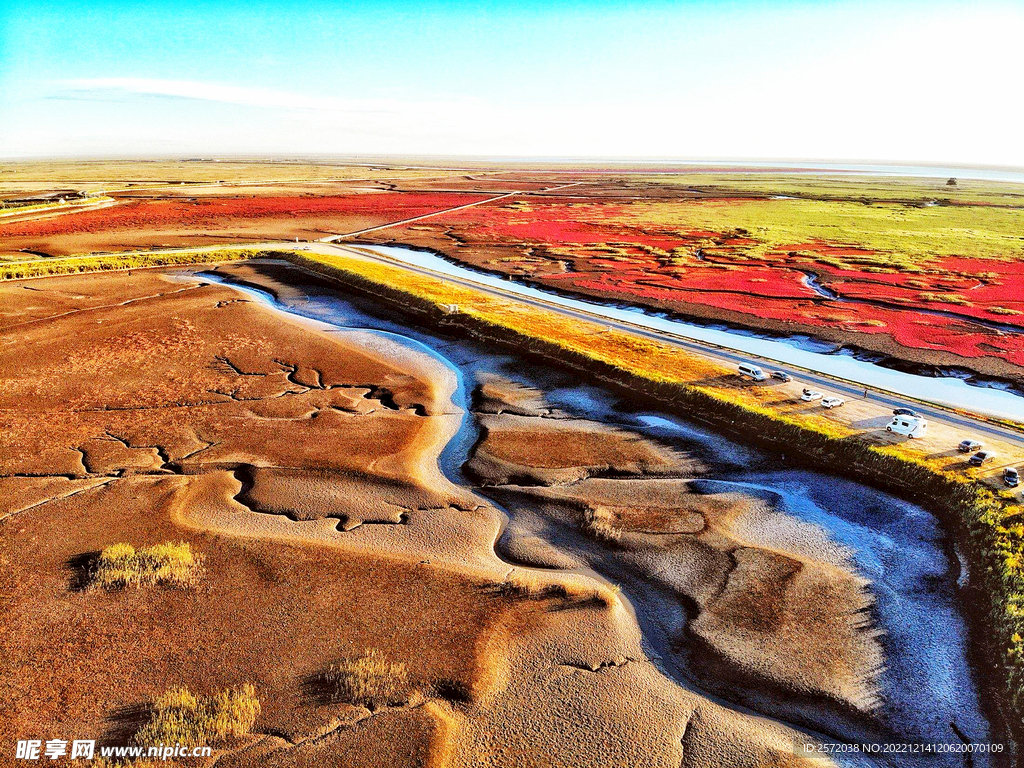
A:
[1, 268, 840, 767]
[467, 377, 883, 716]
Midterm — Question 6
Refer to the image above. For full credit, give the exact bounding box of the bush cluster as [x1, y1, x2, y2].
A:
[133, 684, 260, 749]
[90, 541, 204, 590]
[319, 649, 412, 710]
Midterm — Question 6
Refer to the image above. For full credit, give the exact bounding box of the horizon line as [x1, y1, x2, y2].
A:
[4, 154, 1024, 174]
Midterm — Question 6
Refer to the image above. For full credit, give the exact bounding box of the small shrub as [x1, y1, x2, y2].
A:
[133, 684, 260, 749]
[489, 573, 618, 608]
[581, 507, 622, 543]
[320, 649, 412, 709]
[90, 541, 203, 590]
[490, 578, 531, 600]
[919, 291, 970, 305]
[491, 573, 575, 600]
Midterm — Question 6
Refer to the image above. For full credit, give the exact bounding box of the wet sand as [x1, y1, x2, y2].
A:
[201, 261, 996, 765]
[0, 267, 867, 767]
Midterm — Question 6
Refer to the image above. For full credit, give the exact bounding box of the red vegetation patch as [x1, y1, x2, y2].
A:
[9, 191, 1023, 368]
[546, 260, 815, 301]
[567, 273, 1024, 365]
[811, 260, 1024, 330]
[438, 201, 691, 252]
[419, 198, 1024, 367]
[0, 193, 488, 238]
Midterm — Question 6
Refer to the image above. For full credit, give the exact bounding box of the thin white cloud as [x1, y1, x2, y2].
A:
[57, 77, 463, 117]
[10, 65, 1021, 166]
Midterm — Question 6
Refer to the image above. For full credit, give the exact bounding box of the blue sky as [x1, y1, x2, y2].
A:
[2, 0, 1023, 164]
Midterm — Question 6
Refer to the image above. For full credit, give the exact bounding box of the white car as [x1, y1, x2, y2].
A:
[822, 396, 845, 409]
[801, 389, 822, 402]
[888, 416, 927, 438]
[738, 363, 768, 381]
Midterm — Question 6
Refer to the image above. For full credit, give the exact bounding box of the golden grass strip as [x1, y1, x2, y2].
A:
[0, 248, 259, 280]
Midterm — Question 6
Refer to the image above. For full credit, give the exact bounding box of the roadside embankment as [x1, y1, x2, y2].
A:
[0, 196, 115, 219]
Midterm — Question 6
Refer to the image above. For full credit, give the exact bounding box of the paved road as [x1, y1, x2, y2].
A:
[319, 181, 582, 241]
[308, 241, 1024, 451]
[319, 190, 524, 241]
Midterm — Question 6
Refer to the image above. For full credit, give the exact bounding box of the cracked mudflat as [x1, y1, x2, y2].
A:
[0, 265, 993, 767]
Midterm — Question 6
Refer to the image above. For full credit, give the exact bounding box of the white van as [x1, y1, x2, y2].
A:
[886, 415, 927, 438]
[738, 363, 768, 381]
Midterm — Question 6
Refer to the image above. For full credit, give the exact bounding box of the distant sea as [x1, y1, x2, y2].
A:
[660, 161, 1024, 184]
[487, 158, 1024, 184]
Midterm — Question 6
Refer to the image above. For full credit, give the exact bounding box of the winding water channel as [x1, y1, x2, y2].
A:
[192, 260, 996, 767]
[350, 244, 1024, 421]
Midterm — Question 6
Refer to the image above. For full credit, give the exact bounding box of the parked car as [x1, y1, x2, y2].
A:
[887, 416, 927, 438]
[738, 363, 768, 382]
[822, 396, 845, 409]
[893, 407, 921, 417]
[770, 370, 792, 382]
[801, 389, 822, 402]
[958, 439, 983, 453]
[1005, 468, 1020, 487]
[970, 451, 995, 467]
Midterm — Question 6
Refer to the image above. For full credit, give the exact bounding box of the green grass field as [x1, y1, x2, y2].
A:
[607, 196, 1024, 269]
[0, 159, 470, 195]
